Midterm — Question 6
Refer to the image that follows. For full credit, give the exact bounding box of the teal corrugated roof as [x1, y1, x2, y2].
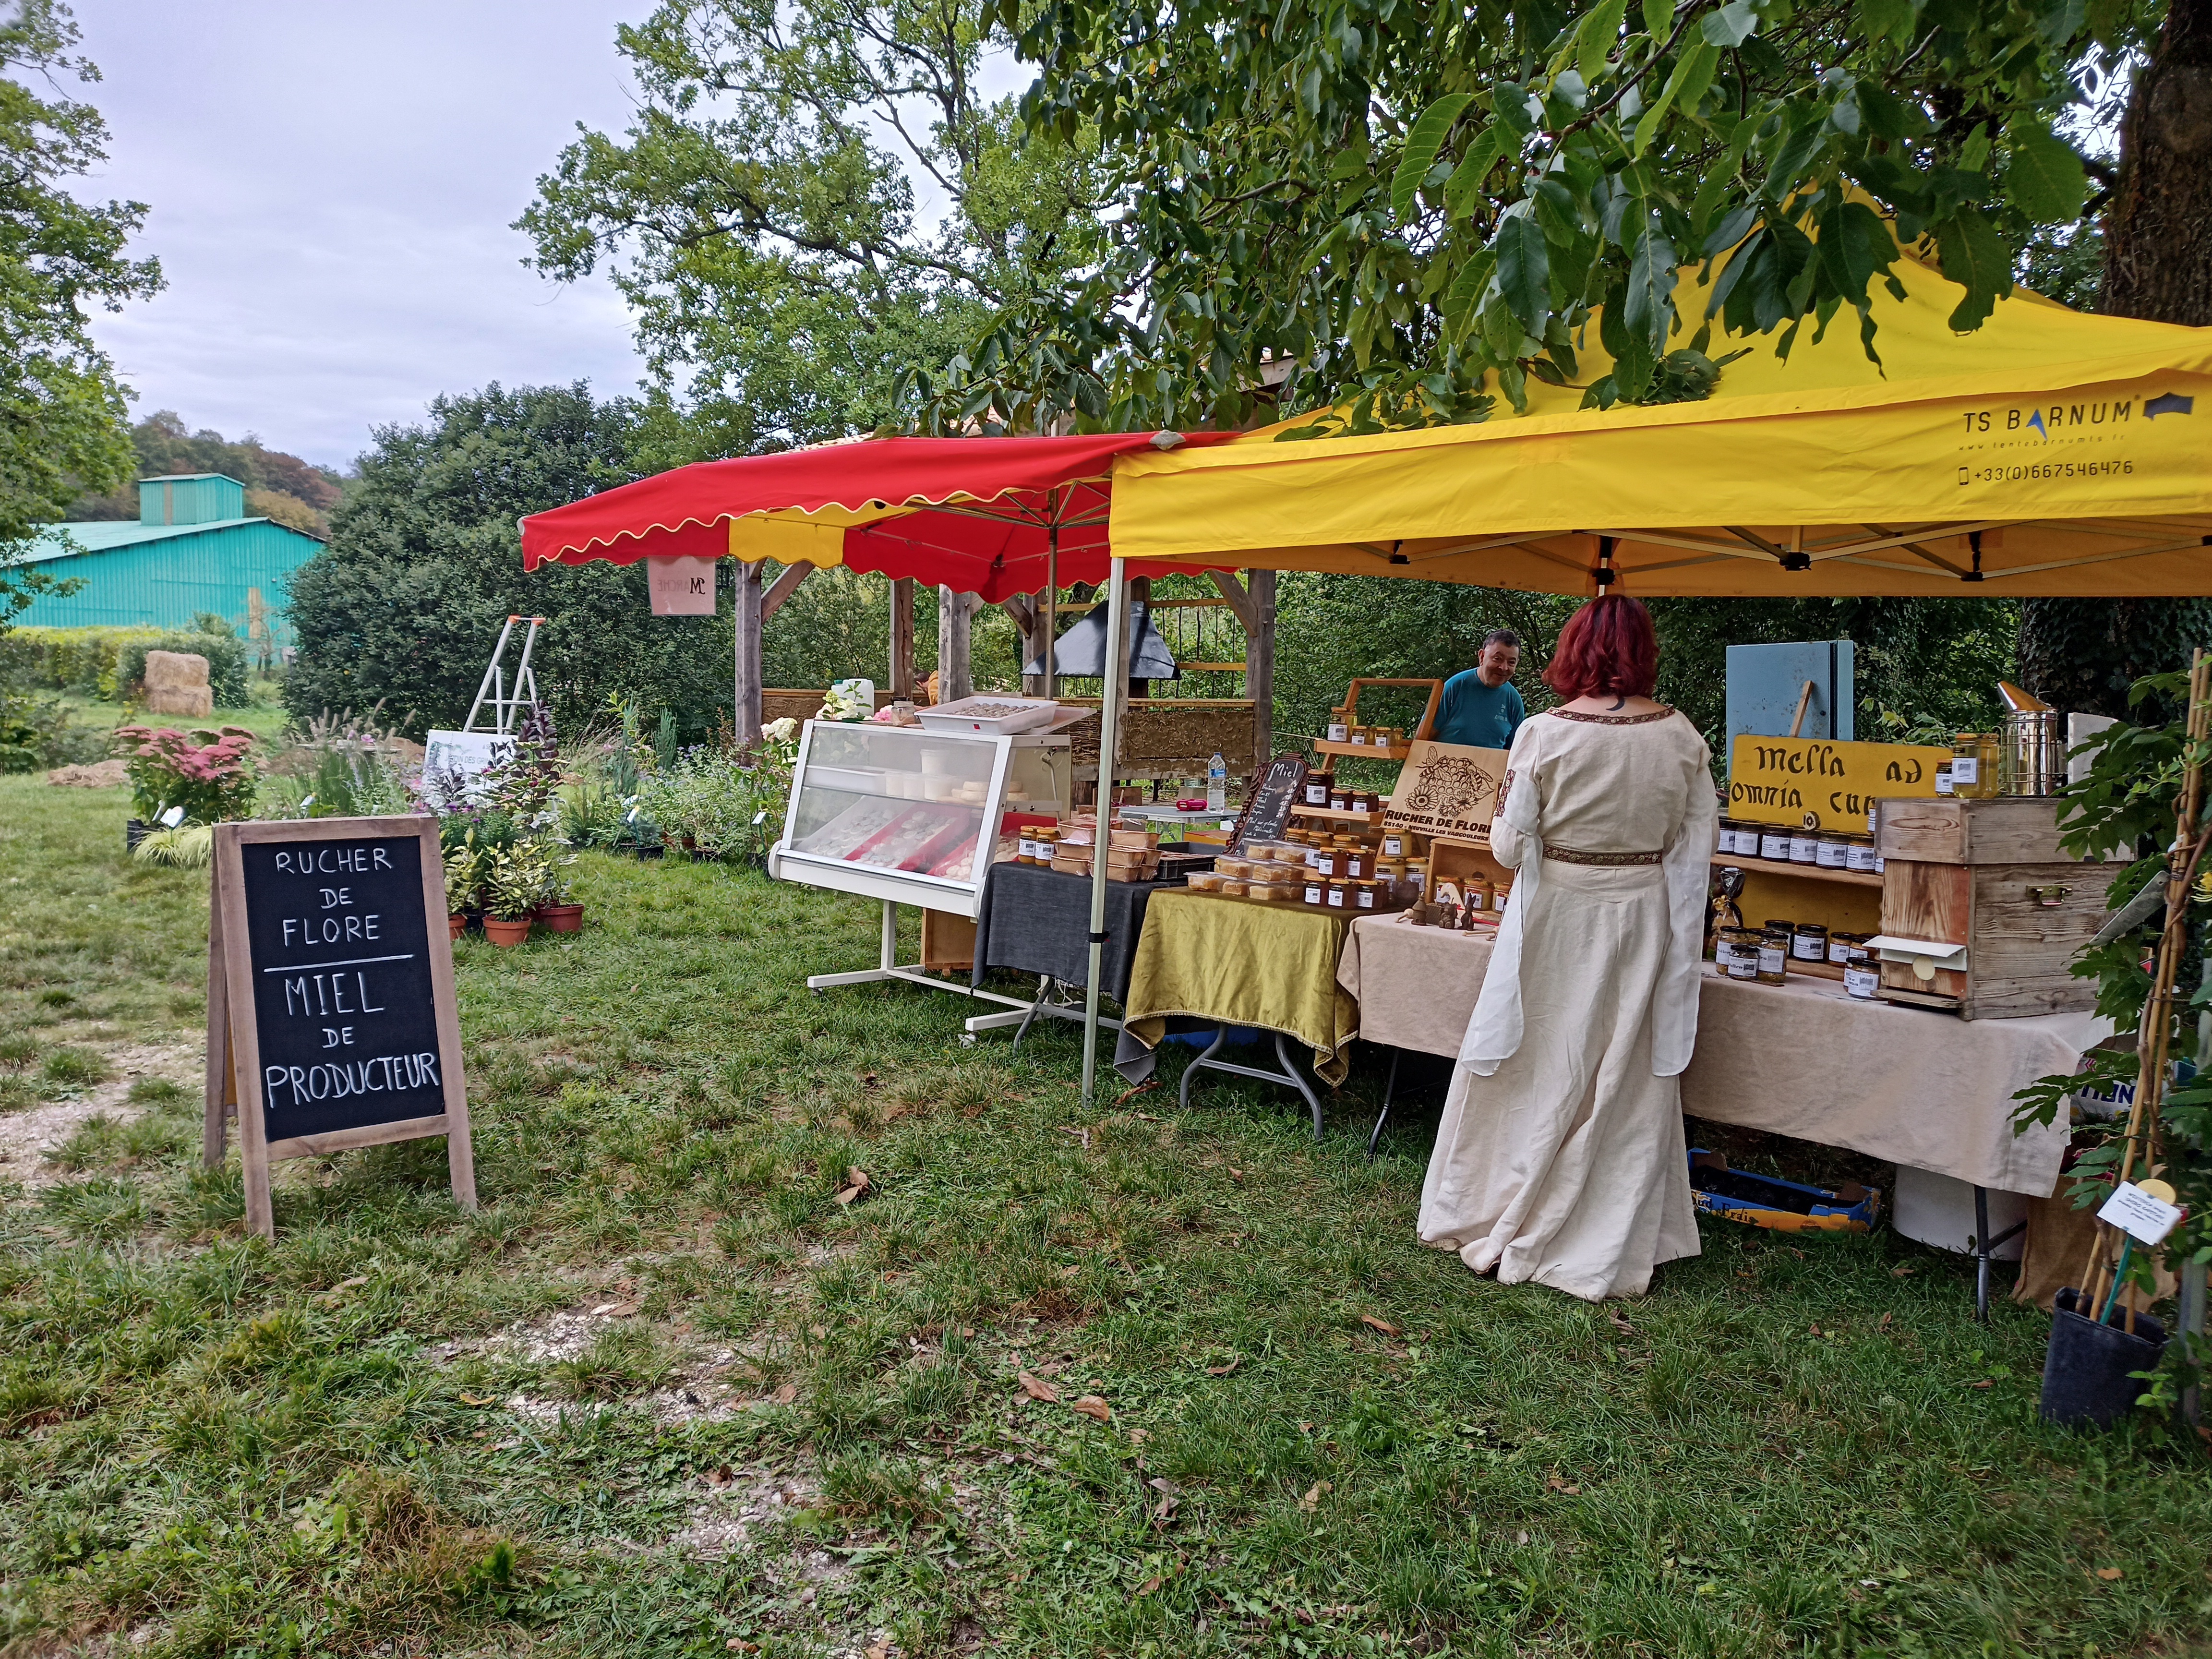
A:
[20, 517, 315, 562]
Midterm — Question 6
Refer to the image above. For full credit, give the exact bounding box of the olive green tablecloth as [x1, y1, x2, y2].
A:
[1116, 891, 1359, 1084]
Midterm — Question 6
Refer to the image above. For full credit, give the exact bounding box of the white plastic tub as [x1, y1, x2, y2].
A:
[914, 696, 1060, 735]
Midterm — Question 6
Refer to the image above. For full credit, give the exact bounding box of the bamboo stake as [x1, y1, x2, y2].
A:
[2080, 648, 2211, 1321]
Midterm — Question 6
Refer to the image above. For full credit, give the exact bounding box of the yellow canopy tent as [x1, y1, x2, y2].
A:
[1106, 244, 2212, 597]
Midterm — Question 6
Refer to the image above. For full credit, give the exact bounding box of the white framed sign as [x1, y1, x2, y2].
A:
[649, 555, 720, 615]
[422, 730, 515, 802]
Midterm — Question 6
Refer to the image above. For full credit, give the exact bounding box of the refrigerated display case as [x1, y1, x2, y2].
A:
[771, 720, 1071, 913]
[769, 718, 1077, 1029]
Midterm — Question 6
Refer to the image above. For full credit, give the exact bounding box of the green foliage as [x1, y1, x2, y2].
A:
[483, 839, 554, 922]
[1269, 579, 2016, 761]
[520, 0, 1099, 452]
[63, 408, 342, 536]
[281, 384, 735, 742]
[0, 1, 162, 561]
[915, 0, 2133, 433]
[110, 722, 259, 823]
[0, 685, 104, 771]
[0, 624, 160, 696]
[635, 731, 797, 863]
[113, 628, 250, 707]
[2018, 597, 2212, 720]
[2012, 668, 2210, 1409]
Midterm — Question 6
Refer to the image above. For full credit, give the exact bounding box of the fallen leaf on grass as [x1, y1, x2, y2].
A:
[725, 1641, 759, 1654]
[1608, 1309, 1636, 1334]
[860, 1071, 878, 1088]
[770, 1382, 798, 1404]
[326, 1274, 369, 1295]
[592, 1300, 640, 1318]
[1890, 1264, 1916, 1278]
[1148, 1476, 1180, 1521]
[459, 1392, 497, 1407]
[1358, 1314, 1402, 1338]
[1298, 1480, 1333, 1513]
[833, 1167, 872, 1205]
[706, 1466, 735, 1487]
[1071, 1394, 1112, 1422]
[2096, 1566, 2124, 1581]
[1135, 1112, 1162, 1122]
[866, 1643, 891, 1659]
[1137, 1575, 1162, 1595]
[1877, 1312, 1894, 1331]
[1546, 1474, 1581, 1496]
[1969, 1380, 1993, 1390]
[1227, 1167, 1244, 1180]
[1129, 1427, 1151, 1444]
[1018, 1371, 1060, 1403]
[1204, 1357, 1241, 1376]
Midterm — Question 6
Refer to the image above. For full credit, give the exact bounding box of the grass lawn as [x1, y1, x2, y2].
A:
[2, 771, 2207, 1659]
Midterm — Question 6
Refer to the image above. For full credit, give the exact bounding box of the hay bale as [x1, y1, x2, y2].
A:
[142, 650, 213, 716]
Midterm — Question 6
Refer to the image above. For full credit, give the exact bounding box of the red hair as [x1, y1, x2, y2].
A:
[1542, 596, 1659, 701]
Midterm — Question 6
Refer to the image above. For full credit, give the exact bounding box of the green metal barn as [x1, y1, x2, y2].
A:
[15, 473, 326, 642]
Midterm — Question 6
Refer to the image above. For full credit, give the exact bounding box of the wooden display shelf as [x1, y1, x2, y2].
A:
[1293, 805, 1387, 828]
[1708, 954, 1850, 985]
[1310, 739, 1413, 761]
[1711, 854, 1883, 890]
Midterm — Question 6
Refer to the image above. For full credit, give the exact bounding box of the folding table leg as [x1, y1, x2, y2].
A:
[1368, 1048, 1401, 1163]
[1177, 1027, 1325, 1141]
[1011, 976, 1052, 1054]
[1971, 1184, 2027, 1323]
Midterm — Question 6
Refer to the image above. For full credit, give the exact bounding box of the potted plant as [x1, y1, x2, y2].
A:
[113, 724, 259, 850]
[482, 841, 549, 946]
[537, 855, 584, 934]
[444, 832, 486, 941]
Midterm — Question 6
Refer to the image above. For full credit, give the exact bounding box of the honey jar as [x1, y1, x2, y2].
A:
[1326, 707, 1350, 744]
[1381, 829, 1407, 858]
[1352, 878, 1380, 910]
[1329, 784, 1352, 812]
[1324, 880, 1349, 909]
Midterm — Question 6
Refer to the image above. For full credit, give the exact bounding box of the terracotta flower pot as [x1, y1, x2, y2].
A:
[483, 916, 533, 947]
[537, 902, 584, 934]
[448, 913, 467, 942]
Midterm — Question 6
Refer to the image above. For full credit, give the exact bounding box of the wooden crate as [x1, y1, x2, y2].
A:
[1874, 797, 2115, 1019]
[1428, 836, 1513, 907]
[920, 908, 976, 972]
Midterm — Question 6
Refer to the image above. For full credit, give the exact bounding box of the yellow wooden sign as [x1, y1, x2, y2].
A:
[1726, 735, 1953, 832]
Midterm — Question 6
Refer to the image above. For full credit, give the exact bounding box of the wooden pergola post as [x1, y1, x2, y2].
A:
[1245, 567, 1276, 764]
[889, 577, 916, 700]
[938, 583, 973, 704]
[733, 560, 764, 745]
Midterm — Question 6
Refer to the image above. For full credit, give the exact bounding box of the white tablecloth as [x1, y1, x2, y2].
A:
[1336, 913, 2103, 1195]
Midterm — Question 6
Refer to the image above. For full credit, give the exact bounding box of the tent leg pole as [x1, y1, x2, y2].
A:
[1082, 557, 1129, 1110]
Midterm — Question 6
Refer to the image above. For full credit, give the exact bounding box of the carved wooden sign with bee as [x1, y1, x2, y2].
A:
[1382, 740, 1510, 844]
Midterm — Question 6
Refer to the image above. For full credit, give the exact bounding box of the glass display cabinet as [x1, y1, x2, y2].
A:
[769, 719, 1074, 1023]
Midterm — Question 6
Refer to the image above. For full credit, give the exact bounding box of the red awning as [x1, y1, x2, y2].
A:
[517, 431, 1242, 602]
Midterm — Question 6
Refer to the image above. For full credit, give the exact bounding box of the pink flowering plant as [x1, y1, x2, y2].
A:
[113, 724, 260, 824]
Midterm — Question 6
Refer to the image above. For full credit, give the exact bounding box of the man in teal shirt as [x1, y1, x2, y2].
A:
[1434, 629, 1526, 751]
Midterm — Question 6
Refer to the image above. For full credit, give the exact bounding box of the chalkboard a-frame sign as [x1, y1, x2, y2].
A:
[203, 817, 475, 1238]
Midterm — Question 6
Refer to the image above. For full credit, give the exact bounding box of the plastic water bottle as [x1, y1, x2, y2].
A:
[1206, 752, 1227, 811]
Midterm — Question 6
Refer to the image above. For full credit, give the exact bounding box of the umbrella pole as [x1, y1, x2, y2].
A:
[1044, 517, 1058, 697]
[1082, 557, 1129, 1109]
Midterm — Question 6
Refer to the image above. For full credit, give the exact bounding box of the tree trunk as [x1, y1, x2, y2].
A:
[2019, 0, 2212, 716]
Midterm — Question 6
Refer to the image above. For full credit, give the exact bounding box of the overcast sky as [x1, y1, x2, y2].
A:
[73, 0, 657, 471]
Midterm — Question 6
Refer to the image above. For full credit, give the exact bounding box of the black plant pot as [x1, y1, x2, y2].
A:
[629, 843, 663, 860]
[125, 817, 149, 853]
[2039, 1286, 2168, 1429]
[462, 907, 487, 937]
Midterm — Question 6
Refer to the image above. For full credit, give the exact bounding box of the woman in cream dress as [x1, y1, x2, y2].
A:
[1418, 597, 1718, 1301]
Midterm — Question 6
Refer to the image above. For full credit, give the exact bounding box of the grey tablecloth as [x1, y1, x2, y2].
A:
[969, 862, 1176, 1003]
[1334, 912, 2104, 1195]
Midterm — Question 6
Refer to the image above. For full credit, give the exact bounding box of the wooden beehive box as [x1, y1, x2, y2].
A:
[1873, 797, 2113, 1019]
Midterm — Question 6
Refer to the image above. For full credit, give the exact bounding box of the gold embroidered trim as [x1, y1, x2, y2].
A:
[1546, 706, 1676, 725]
[1542, 844, 1664, 866]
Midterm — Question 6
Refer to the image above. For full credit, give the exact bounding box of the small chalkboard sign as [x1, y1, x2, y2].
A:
[203, 817, 474, 1238]
[1229, 754, 1309, 854]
